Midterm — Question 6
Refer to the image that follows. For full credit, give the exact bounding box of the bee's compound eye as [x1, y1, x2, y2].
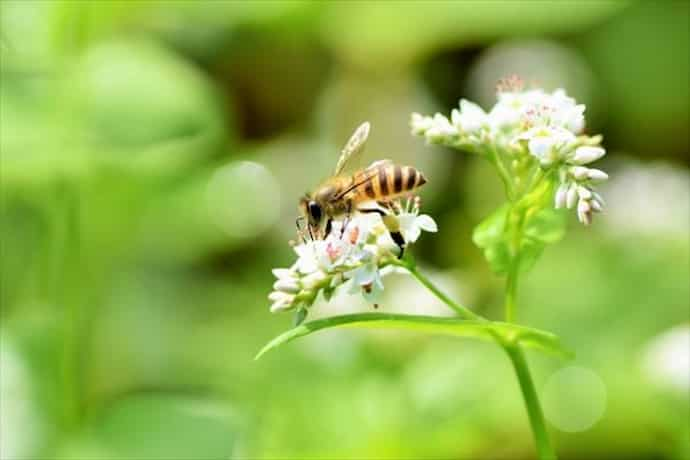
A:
[308, 201, 322, 222]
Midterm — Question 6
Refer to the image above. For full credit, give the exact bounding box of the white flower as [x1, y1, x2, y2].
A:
[518, 126, 576, 166]
[347, 262, 385, 303]
[398, 213, 437, 244]
[453, 99, 489, 134]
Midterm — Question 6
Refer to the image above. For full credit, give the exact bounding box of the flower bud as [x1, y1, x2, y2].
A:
[272, 268, 295, 279]
[451, 108, 462, 128]
[566, 182, 578, 209]
[301, 270, 328, 290]
[569, 166, 590, 180]
[577, 199, 592, 226]
[592, 191, 606, 207]
[270, 296, 294, 313]
[554, 183, 569, 209]
[587, 169, 609, 182]
[269, 291, 291, 303]
[273, 279, 300, 293]
[577, 186, 592, 200]
[591, 199, 603, 212]
[410, 113, 433, 135]
[571, 146, 605, 165]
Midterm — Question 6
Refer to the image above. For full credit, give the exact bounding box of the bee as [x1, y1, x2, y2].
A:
[297, 122, 427, 251]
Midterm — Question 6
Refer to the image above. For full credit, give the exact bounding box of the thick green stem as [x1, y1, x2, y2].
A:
[394, 260, 483, 321]
[504, 345, 556, 460]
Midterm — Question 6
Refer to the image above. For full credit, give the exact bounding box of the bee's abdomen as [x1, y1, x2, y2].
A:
[358, 164, 426, 200]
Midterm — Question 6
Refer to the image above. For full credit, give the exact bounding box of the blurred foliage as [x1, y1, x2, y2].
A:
[1, 1, 688, 460]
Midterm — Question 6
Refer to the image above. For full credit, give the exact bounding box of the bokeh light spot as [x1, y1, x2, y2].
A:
[206, 161, 280, 239]
[542, 366, 607, 433]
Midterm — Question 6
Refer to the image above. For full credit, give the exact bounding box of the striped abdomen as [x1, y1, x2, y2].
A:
[352, 164, 426, 201]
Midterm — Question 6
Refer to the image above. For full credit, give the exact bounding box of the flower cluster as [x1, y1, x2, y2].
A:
[269, 198, 437, 313]
[410, 78, 608, 225]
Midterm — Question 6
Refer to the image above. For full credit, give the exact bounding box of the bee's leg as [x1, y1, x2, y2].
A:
[325, 218, 333, 238]
[340, 200, 353, 238]
[358, 208, 385, 216]
[359, 206, 406, 257]
[390, 231, 405, 259]
[377, 200, 392, 211]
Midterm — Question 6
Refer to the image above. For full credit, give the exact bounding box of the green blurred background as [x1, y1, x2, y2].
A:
[1, 1, 688, 459]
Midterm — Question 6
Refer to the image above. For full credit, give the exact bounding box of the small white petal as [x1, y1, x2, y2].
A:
[416, 214, 438, 233]
[587, 169, 609, 182]
[528, 136, 555, 164]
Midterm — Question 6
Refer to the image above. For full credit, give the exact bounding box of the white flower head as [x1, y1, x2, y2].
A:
[269, 197, 438, 315]
[410, 77, 609, 226]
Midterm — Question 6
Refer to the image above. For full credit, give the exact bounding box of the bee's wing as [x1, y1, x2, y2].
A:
[333, 121, 370, 176]
[365, 159, 393, 171]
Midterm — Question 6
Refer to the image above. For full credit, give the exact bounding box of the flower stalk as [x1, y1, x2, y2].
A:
[504, 344, 556, 460]
[391, 258, 482, 321]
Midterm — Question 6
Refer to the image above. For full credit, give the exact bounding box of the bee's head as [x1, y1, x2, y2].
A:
[299, 195, 324, 229]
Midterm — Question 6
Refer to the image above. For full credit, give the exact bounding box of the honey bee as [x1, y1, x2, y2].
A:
[297, 122, 427, 250]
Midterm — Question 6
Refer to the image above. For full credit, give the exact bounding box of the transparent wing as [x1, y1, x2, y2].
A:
[365, 159, 393, 171]
[333, 121, 370, 175]
[332, 169, 378, 201]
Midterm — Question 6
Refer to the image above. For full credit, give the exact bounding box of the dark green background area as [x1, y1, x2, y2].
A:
[1, 2, 688, 459]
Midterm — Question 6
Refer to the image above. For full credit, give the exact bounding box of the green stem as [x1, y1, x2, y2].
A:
[505, 262, 519, 323]
[488, 145, 514, 200]
[394, 260, 483, 321]
[504, 344, 556, 460]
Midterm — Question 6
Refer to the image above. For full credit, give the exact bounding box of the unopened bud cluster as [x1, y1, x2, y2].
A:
[411, 78, 609, 225]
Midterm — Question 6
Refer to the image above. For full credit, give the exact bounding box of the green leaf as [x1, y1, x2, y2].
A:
[256, 313, 573, 360]
[524, 207, 567, 245]
[473, 203, 567, 275]
[472, 204, 511, 274]
[293, 308, 308, 327]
